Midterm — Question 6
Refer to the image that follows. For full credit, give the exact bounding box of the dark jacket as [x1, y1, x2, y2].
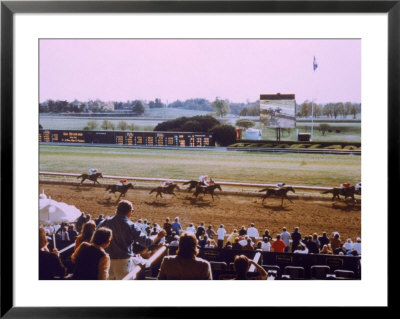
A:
[73, 243, 105, 280]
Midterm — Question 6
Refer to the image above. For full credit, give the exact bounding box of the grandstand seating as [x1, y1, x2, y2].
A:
[262, 265, 281, 279]
[57, 236, 361, 280]
[310, 265, 331, 279]
[172, 247, 361, 280]
[334, 269, 355, 279]
[284, 266, 305, 279]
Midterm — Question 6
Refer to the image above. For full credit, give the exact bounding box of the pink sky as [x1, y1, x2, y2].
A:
[39, 39, 360, 104]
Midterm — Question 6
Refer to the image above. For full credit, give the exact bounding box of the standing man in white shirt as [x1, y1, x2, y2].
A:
[280, 226, 291, 253]
[247, 223, 259, 243]
[217, 224, 226, 249]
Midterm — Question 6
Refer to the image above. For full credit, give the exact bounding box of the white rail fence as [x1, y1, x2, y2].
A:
[39, 171, 332, 192]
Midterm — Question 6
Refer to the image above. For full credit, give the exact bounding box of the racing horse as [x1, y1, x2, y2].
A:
[105, 183, 134, 200]
[259, 186, 295, 206]
[192, 184, 222, 201]
[149, 183, 180, 198]
[183, 180, 203, 192]
[77, 172, 103, 185]
[321, 186, 357, 201]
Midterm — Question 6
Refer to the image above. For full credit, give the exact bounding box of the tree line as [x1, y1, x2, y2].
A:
[39, 98, 361, 119]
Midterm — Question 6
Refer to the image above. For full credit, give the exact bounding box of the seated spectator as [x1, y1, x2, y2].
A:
[293, 242, 309, 254]
[39, 227, 66, 280]
[95, 214, 105, 226]
[232, 255, 268, 280]
[186, 223, 196, 234]
[71, 227, 113, 280]
[320, 244, 333, 255]
[343, 238, 353, 253]
[205, 238, 217, 248]
[239, 225, 247, 236]
[305, 235, 319, 254]
[74, 220, 96, 251]
[224, 241, 233, 249]
[169, 235, 180, 247]
[239, 235, 249, 247]
[232, 238, 242, 250]
[243, 238, 254, 250]
[348, 249, 359, 256]
[158, 233, 212, 280]
[198, 234, 208, 249]
[352, 237, 361, 255]
[334, 244, 347, 255]
[261, 237, 271, 252]
[165, 231, 177, 244]
[271, 234, 286, 253]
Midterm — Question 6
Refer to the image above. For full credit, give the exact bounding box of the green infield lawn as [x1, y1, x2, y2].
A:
[39, 145, 361, 187]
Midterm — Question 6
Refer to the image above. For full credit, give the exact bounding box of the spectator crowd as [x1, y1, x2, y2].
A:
[40, 200, 361, 281]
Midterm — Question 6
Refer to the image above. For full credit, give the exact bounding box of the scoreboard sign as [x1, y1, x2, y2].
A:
[260, 93, 296, 128]
[39, 130, 214, 147]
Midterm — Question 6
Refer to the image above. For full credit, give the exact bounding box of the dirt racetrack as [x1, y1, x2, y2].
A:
[39, 182, 361, 241]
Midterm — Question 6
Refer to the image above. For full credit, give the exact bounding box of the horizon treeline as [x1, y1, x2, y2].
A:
[39, 98, 361, 119]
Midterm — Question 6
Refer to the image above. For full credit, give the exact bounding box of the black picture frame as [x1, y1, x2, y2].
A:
[1, 0, 396, 317]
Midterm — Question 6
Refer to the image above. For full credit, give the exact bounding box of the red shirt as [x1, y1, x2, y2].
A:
[271, 240, 286, 253]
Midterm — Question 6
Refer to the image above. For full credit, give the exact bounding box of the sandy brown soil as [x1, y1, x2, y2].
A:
[39, 182, 361, 241]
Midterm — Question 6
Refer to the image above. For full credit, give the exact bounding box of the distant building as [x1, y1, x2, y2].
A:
[259, 93, 296, 128]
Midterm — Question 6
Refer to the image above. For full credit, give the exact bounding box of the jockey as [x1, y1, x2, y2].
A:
[355, 182, 361, 191]
[208, 178, 215, 186]
[276, 182, 286, 190]
[89, 168, 98, 176]
[340, 182, 351, 189]
[117, 179, 127, 186]
[161, 180, 173, 187]
[199, 175, 209, 186]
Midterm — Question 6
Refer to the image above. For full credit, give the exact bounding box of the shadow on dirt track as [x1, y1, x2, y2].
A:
[144, 201, 170, 207]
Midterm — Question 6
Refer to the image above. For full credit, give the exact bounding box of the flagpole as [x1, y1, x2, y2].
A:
[311, 98, 314, 141]
[311, 56, 318, 142]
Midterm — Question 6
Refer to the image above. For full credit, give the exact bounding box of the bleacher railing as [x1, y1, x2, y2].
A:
[122, 245, 167, 280]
